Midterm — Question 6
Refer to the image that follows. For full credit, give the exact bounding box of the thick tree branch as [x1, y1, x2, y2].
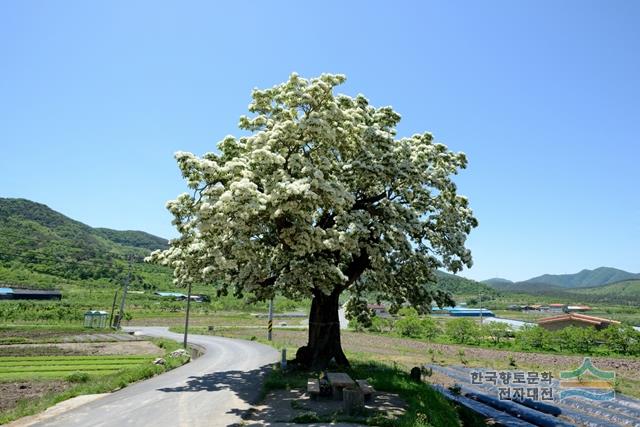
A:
[352, 191, 387, 210]
[337, 248, 370, 292]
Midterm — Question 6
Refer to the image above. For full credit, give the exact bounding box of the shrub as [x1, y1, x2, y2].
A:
[396, 314, 424, 338]
[445, 318, 480, 344]
[66, 372, 90, 383]
[482, 322, 512, 346]
[515, 325, 552, 351]
[557, 326, 598, 354]
[599, 324, 640, 356]
[291, 411, 320, 423]
[394, 308, 441, 340]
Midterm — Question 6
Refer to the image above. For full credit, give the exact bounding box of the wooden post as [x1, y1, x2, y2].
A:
[281, 348, 287, 369]
[343, 388, 364, 415]
[183, 281, 192, 349]
[109, 289, 118, 328]
[268, 297, 273, 341]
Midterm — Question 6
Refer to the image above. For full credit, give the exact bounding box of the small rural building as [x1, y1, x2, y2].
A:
[565, 305, 592, 313]
[0, 287, 61, 300]
[0, 287, 14, 300]
[537, 313, 620, 331]
[449, 307, 495, 318]
[367, 304, 390, 318]
[432, 306, 495, 317]
[153, 291, 208, 302]
[548, 303, 566, 313]
[83, 310, 108, 328]
[154, 291, 187, 300]
[12, 289, 62, 300]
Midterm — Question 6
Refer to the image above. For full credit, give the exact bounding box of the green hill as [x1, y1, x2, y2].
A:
[94, 228, 168, 252]
[571, 280, 640, 304]
[434, 271, 499, 298]
[481, 277, 513, 287]
[0, 198, 169, 286]
[523, 267, 640, 288]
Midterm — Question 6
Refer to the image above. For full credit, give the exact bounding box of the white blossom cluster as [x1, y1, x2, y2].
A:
[148, 73, 477, 310]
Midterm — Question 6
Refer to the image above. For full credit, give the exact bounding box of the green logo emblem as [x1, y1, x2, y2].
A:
[559, 358, 615, 401]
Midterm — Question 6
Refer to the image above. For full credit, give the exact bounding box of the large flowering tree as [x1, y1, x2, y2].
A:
[149, 74, 477, 369]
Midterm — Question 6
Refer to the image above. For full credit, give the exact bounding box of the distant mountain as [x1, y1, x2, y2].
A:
[0, 198, 169, 283]
[482, 277, 513, 286]
[523, 267, 640, 289]
[491, 279, 640, 306]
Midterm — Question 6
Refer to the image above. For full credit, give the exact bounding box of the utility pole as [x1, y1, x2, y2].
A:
[267, 297, 274, 341]
[479, 292, 483, 325]
[115, 255, 132, 329]
[183, 281, 192, 349]
[109, 289, 119, 328]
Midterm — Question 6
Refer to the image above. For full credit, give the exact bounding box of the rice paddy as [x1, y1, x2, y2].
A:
[0, 355, 154, 380]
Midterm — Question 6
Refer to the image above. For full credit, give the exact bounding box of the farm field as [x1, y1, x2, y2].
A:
[0, 327, 190, 425]
[491, 308, 640, 325]
[0, 355, 155, 380]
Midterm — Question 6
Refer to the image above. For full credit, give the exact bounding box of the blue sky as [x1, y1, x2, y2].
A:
[1, 1, 638, 281]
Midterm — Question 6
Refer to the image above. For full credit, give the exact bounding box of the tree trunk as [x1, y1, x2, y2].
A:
[296, 289, 349, 370]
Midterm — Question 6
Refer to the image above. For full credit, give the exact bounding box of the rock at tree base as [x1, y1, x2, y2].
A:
[410, 366, 422, 382]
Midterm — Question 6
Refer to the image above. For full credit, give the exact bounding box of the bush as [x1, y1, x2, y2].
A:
[395, 313, 424, 338]
[291, 411, 320, 423]
[369, 316, 394, 333]
[482, 322, 512, 346]
[599, 324, 640, 356]
[445, 318, 480, 344]
[557, 326, 598, 354]
[66, 372, 90, 383]
[515, 325, 552, 351]
[394, 308, 441, 340]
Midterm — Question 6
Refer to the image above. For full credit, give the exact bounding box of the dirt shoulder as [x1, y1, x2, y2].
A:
[0, 381, 71, 414]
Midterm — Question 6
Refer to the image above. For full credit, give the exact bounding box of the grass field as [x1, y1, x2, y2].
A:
[0, 355, 155, 380]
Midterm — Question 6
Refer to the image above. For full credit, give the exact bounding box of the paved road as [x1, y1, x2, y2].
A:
[31, 327, 279, 427]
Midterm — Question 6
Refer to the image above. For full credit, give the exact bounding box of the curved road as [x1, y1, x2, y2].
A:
[31, 327, 279, 427]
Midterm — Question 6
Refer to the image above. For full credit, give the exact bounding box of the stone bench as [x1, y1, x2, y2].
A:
[307, 378, 320, 400]
[356, 379, 374, 401]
